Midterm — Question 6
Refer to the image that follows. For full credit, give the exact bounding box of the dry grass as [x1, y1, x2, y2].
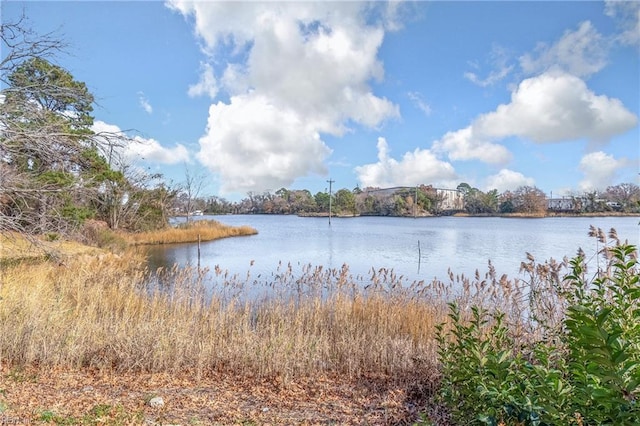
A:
[123, 219, 258, 245]
[0, 254, 447, 382]
[0, 246, 548, 383]
[0, 232, 103, 264]
[0, 254, 441, 423]
[0, 227, 577, 424]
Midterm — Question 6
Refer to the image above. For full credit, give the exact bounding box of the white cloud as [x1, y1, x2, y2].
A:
[92, 120, 189, 166]
[432, 126, 512, 165]
[578, 151, 627, 192]
[484, 169, 535, 193]
[188, 62, 219, 99]
[474, 71, 638, 145]
[137, 91, 153, 114]
[605, 0, 640, 47]
[464, 44, 514, 87]
[380, 0, 408, 32]
[127, 136, 189, 165]
[464, 68, 512, 88]
[355, 137, 457, 188]
[428, 71, 636, 169]
[91, 120, 121, 135]
[196, 95, 331, 194]
[519, 21, 608, 78]
[407, 91, 432, 116]
[168, 1, 400, 193]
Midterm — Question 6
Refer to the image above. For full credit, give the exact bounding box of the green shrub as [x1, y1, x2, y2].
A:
[562, 244, 639, 424]
[435, 239, 639, 425]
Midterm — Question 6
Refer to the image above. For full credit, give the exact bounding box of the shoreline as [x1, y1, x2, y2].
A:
[0, 220, 257, 264]
[294, 211, 640, 219]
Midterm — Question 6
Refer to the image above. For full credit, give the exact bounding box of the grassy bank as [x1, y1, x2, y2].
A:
[0, 220, 258, 264]
[0, 233, 104, 265]
[123, 219, 258, 245]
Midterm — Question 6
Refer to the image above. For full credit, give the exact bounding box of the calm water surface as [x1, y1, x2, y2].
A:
[146, 215, 639, 285]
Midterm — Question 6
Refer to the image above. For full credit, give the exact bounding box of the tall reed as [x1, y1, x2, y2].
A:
[0, 253, 446, 381]
[0, 238, 571, 386]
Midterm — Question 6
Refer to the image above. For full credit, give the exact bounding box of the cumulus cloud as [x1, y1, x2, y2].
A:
[474, 71, 637, 145]
[355, 137, 457, 188]
[520, 21, 608, 78]
[432, 126, 512, 165]
[168, 1, 400, 193]
[188, 62, 219, 99]
[196, 95, 331, 194]
[127, 136, 189, 165]
[427, 71, 635, 172]
[484, 169, 535, 193]
[578, 151, 627, 192]
[137, 91, 153, 114]
[605, 0, 640, 47]
[92, 120, 189, 166]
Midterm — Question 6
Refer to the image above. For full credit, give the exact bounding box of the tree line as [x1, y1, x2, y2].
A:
[186, 182, 640, 217]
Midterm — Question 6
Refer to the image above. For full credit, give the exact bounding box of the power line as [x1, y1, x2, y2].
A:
[327, 178, 334, 226]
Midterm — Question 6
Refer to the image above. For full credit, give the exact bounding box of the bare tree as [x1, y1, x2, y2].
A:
[1, 13, 66, 85]
[605, 183, 640, 211]
[182, 164, 206, 223]
[512, 186, 548, 214]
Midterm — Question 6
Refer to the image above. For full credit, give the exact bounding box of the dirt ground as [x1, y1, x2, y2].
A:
[0, 365, 435, 425]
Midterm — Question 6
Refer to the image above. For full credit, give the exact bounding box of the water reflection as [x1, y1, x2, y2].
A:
[147, 215, 639, 293]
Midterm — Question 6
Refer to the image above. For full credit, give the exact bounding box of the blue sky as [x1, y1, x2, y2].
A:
[3, 1, 639, 201]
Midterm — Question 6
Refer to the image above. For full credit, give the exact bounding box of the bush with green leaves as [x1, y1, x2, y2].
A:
[436, 237, 639, 425]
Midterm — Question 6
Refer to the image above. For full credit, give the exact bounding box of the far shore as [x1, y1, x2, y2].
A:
[293, 211, 639, 219]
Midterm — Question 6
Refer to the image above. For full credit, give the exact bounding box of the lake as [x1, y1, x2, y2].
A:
[145, 215, 639, 286]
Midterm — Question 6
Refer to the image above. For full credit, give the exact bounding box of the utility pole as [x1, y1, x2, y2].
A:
[327, 178, 334, 226]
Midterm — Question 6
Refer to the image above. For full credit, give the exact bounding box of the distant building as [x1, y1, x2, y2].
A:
[361, 186, 407, 197]
[605, 201, 622, 210]
[436, 188, 464, 211]
[548, 197, 575, 211]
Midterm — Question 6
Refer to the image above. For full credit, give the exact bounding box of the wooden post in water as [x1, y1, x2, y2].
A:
[327, 178, 334, 226]
[417, 240, 421, 274]
[197, 233, 201, 268]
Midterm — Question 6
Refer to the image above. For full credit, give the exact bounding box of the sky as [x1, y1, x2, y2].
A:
[2, 0, 639, 201]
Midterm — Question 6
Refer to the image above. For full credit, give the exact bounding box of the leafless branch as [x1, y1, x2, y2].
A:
[1, 12, 67, 85]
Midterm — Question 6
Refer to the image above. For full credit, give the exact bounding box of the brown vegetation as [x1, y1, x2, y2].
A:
[0, 220, 258, 265]
[123, 219, 257, 245]
[0, 232, 103, 265]
[0, 366, 421, 425]
[0, 234, 553, 423]
[0, 254, 442, 377]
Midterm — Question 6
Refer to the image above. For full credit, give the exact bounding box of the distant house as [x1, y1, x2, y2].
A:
[548, 198, 575, 211]
[605, 201, 622, 210]
[436, 188, 464, 211]
[361, 186, 407, 197]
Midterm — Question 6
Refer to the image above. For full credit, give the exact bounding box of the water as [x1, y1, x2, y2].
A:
[145, 215, 639, 285]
